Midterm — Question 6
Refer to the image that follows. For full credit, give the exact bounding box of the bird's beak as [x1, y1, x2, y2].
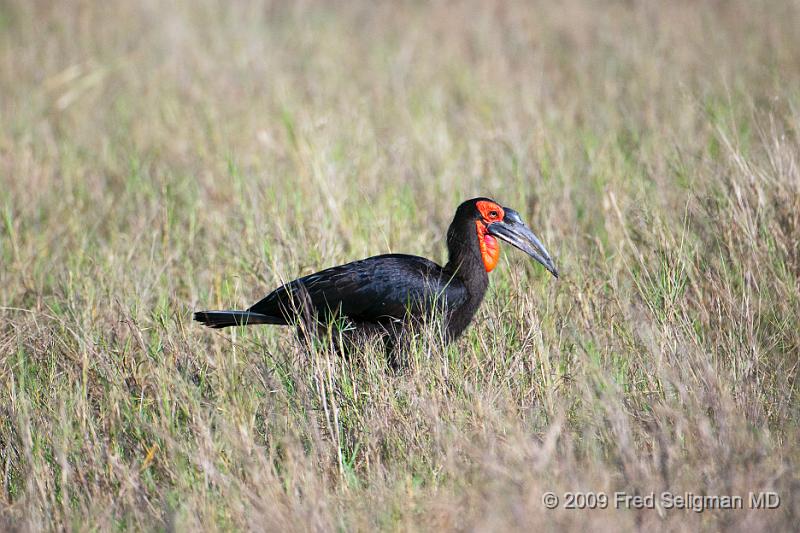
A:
[487, 208, 558, 278]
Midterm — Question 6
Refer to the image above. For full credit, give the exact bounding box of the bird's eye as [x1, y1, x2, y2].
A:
[489, 211, 499, 219]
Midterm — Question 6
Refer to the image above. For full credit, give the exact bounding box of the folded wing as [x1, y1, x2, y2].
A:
[248, 254, 467, 324]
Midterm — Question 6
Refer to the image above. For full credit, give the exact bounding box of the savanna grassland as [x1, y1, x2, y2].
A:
[1, 0, 799, 530]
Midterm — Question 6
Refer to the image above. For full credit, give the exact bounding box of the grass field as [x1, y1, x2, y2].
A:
[1, 0, 799, 530]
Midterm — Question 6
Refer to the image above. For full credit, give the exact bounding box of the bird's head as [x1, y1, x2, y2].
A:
[450, 197, 558, 278]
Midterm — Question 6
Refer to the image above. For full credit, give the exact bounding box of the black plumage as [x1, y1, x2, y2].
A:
[195, 197, 557, 362]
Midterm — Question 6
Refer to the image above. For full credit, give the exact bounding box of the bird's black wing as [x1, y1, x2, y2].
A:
[248, 254, 467, 323]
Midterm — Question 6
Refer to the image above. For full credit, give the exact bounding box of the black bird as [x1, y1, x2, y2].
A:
[195, 198, 557, 361]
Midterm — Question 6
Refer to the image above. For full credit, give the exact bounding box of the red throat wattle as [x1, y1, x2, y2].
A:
[476, 221, 500, 272]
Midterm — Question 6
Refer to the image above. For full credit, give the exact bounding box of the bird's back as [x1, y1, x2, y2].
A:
[249, 254, 467, 326]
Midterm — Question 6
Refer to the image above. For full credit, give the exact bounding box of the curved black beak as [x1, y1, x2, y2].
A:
[487, 208, 558, 278]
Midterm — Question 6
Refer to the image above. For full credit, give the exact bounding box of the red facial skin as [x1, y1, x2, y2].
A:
[474, 200, 505, 272]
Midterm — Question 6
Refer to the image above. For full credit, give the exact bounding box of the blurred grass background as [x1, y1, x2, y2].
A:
[1, 0, 799, 530]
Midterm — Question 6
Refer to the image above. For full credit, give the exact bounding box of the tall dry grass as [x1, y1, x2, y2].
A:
[1, 0, 799, 530]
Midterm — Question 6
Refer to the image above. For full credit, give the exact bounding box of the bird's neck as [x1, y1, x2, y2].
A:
[439, 219, 492, 341]
[444, 222, 490, 299]
[443, 242, 488, 342]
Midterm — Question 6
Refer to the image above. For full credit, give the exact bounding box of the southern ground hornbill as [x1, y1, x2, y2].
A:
[195, 197, 557, 363]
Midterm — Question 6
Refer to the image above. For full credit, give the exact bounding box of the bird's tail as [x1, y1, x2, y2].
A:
[194, 310, 283, 329]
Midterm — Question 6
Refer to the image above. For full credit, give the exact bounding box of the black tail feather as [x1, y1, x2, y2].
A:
[194, 310, 283, 329]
